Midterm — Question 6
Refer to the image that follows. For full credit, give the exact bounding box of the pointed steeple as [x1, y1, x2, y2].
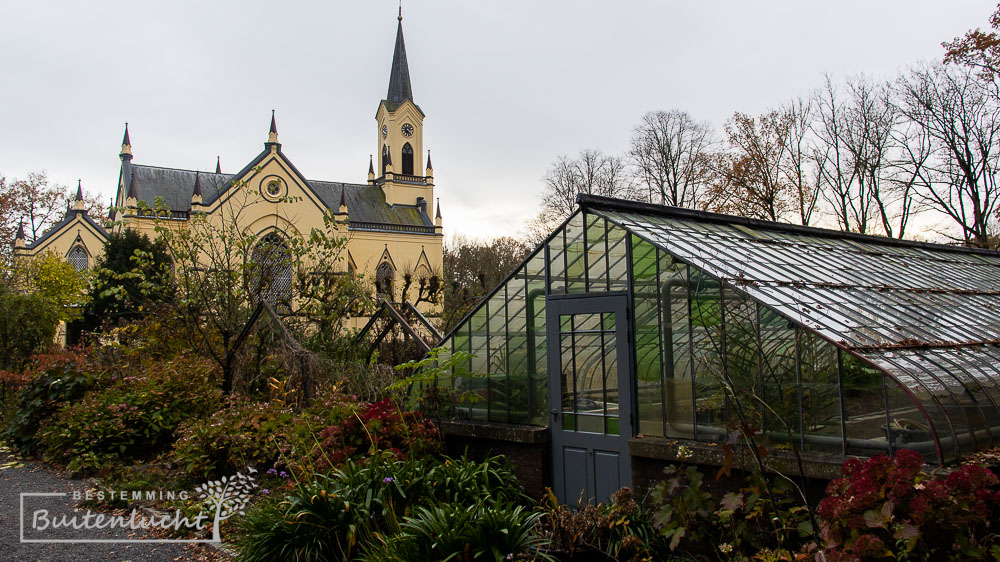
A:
[426, 150, 433, 171]
[434, 198, 442, 227]
[368, 155, 375, 181]
[215, 156, 221, 174]
[267, 110, 279, 144]
[126, 173, 138, 208]
[386, 13, 413, 104]
[191, 171, 203, 207]
[73, 180, 86, 211]
[339, 186, 348, 214]
[13, 219, 26, 250]
[120, 122, 132, 159]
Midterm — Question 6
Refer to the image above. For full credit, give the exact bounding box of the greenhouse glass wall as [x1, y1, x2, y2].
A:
[418, 195, 1000, 505]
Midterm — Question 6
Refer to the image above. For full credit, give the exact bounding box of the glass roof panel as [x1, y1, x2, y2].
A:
[595, 206, 1000, 422]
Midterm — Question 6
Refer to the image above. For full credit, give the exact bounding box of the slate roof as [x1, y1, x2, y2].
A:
[386, 19, 413, 105]
[126, 164, 432, 229]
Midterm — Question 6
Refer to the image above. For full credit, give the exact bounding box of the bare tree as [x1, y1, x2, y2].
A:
[895, 62, 1000, 247]
[847, 76, 907, 237]
[628, 110, 714, 208]
[539, 149, 634, 218]
[813, 75, 916, 237]
[814, 76, 871, 233]
[782, 97, 821, 226]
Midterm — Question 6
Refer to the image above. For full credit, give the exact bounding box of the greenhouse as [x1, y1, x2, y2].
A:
[420, 194, 1000, 505]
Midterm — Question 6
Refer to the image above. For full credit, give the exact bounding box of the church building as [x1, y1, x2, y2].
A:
[15, 14, 443, 320]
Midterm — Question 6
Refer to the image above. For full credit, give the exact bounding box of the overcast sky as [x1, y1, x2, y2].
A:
[0, 1, 993, 240]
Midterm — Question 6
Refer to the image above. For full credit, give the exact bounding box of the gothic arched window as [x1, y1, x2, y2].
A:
[250, 232, 292, 309]
[381, 144, 389, 175]
[68, 246, 88, 271]
[401, 143, 414, 175]
[375, 261, 395, 302]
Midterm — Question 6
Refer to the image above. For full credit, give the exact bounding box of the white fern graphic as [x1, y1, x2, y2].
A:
[194, 467, 258, 542]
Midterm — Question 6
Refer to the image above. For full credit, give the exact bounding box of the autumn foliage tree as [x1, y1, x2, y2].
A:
[712, 110, 797, 222]
[943, 3, 1000, 83]
[442, 235, 531, 330]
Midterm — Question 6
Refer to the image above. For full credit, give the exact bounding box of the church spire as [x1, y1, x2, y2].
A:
[192, 171, 203, 207]
[120, 122, 132, 159]
[216, 156, 221, 174]
[386, 12, 413, 104]
[72, 179, 86, 211]
[267, 110, 279, 144]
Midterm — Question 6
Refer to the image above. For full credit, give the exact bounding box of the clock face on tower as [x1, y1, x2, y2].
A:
[401, 123, 414, 137]
[381, 124, 388, 139]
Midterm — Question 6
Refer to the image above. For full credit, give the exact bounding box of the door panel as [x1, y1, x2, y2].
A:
[594, 450, 622, 502]
[562, 447, 590, 505]
[548, 295, 633, 506]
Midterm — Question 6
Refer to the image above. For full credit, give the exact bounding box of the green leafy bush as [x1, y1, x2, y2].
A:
[0, 290, 60, 372]
[364, 503, 548, 562]
[234, 454, 528, 561]
[4, 348, 97, 454]
[647, 465, 812, 559]
[36, 354, 221, 472]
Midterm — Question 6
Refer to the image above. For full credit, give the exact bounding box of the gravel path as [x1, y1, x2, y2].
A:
[0, 446, 226, 562]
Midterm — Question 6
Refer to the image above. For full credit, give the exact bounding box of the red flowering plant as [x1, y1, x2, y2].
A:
[309, 398, 441, 471]
[816, 449, 1000, 560]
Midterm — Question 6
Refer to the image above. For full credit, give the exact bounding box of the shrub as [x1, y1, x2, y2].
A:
[0, 290, 60, 372]
[36, 354, 222, 472]
[234, 454, 528, 561]
[170, 390, 358, 481]
[363, 503, 548, 562]
[308, 398, 442, 470]
[4, 348, 97, 454]
[537, 486, 664, 560]
[644, 465, 812, 559]
[817, 450, 1000, 560]
[85, 228, 174, 328]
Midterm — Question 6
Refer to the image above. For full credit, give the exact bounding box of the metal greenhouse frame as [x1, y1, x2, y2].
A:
[417, 195, 1000, 504]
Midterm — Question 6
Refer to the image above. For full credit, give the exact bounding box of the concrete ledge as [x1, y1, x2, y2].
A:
[629, 436, 844, 480]
[440, 421, 550, 444]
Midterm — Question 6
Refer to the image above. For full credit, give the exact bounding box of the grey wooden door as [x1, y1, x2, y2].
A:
[547, 294, 633, 506]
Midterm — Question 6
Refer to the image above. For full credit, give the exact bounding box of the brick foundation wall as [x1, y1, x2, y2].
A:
[440, 421, 551, 500]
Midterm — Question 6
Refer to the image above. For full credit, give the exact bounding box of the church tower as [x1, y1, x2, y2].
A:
[373, 9, 433, 208]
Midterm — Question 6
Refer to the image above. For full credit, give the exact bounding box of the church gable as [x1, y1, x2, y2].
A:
[20, 207, 108, 267]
